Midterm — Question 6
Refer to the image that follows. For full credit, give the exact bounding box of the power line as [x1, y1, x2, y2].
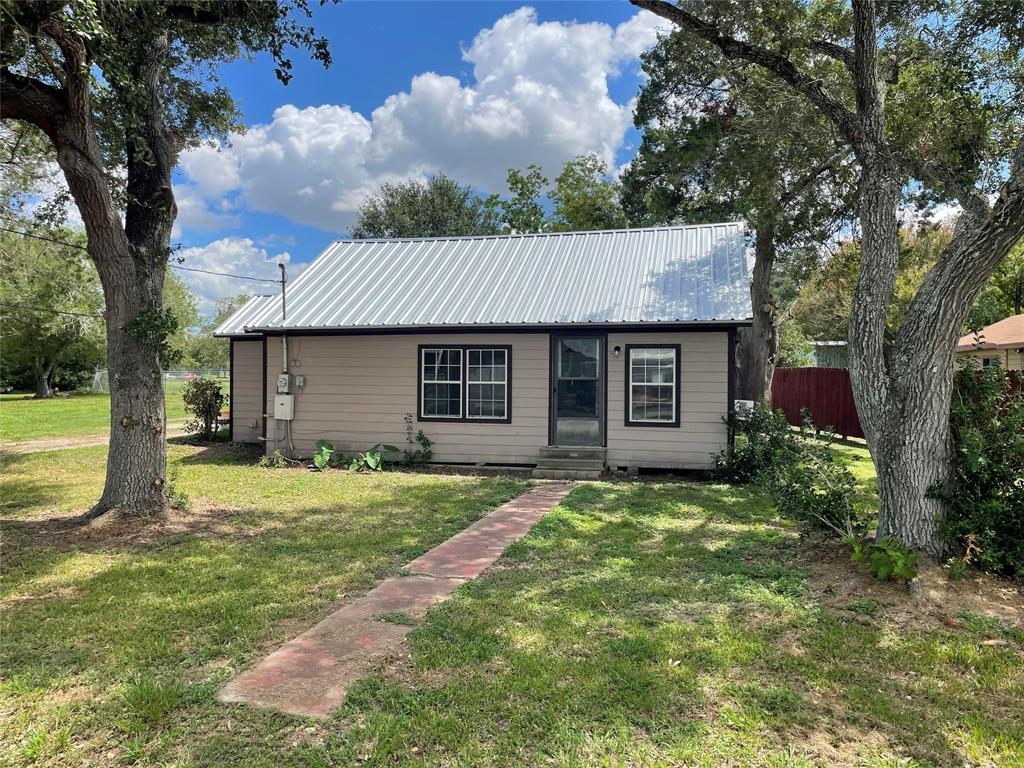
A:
[0, 225, 281, 284]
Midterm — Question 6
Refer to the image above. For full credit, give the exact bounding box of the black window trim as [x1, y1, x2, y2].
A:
[624, 343, 681, 428]
[417, 344, 513, 424]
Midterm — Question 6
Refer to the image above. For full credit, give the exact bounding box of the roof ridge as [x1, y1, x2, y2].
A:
[331, 221, 747, 246]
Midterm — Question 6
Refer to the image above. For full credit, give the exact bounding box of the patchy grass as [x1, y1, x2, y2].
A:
[0, 380, 203, 442]
[1, 442, 1021, 767]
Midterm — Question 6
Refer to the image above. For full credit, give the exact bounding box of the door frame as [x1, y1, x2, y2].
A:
[548, 331, 608, 447]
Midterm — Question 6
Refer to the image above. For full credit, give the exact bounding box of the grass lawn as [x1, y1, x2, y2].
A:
[0, 379, 217, 442]
[2, 444, 1021, 767]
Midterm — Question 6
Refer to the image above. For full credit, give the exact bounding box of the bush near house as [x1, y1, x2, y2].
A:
[933, 365, 1024, 577]
[181, 377, 226, 441]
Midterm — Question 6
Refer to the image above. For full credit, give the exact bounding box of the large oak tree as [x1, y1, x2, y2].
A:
[1, 0, 332, 520]
[631, 0, 1024, 555]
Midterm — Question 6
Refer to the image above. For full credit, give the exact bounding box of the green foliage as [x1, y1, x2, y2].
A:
[849, 537, 920, 582]
[717, 403, 862, 537]
[776, 321, 814, 368]
[349, 443, 400, 472]
[764, 451, 864, 538]
[181, 294, 250, 368]
[161, 269, 200, 365]
[351, 174, 502, 239]
[125, 307, 182, 368]
[503, 164, 549, 233]
[167, 465, 190, 511]
[548, 154, 627, 232]
[931, 365, 1024, 577]
[0, 225, 105, 394]
[403, 413, 433, 465]
[311, 441, 334, 471]
[967, 240, 1024, 328]
[715, 403, 801, 483]
[180, 377, 226, 441]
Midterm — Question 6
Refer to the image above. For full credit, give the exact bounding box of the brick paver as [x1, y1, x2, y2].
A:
[217, 482, 572, 718]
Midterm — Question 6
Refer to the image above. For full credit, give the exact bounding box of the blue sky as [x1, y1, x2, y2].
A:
[170, 1, 668, 310]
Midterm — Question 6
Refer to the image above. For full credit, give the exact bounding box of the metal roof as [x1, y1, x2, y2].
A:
[215, 223, 752, 336]
[213, 295, 276, 336]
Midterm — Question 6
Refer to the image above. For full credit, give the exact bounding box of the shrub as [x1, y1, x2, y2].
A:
[764, 450, 864, 538]
[181, 377, 226, 441]
[714, 403, 803, 483]
[349, 443, 399, 472]
[931, 365, 1024, 577]
[849, 536, 919, 581]
[403, 413, 433, 465]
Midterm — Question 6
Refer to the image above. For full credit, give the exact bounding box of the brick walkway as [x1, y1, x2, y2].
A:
[217, 482, 573, 718]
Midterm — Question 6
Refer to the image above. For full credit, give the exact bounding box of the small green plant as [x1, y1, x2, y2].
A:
[311, 440, 334, 470]
[763, 450, 864, 538]
[181, 376, 226, 441]
[119, 672, 184, 729]
[403, 413, 433, 465]
[258, 449, 289, 468]
[848, 536, 920, 581]
[715, 403, 802, 483]
[349, 443, 399, 472]
[944, 556, 971, 581]
[167, 465, 190, 511]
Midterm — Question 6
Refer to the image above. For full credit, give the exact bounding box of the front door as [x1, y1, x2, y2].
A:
[550, 335, 605, 446]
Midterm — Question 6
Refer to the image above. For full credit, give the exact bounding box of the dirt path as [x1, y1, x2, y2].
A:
[0, 419, 189, 455]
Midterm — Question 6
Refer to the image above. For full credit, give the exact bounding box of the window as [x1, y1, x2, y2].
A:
[626, 345, 679, 427]
[421, 348, 462, 418]
[419, 346, 511, 422]
[467, 348, 508, 419]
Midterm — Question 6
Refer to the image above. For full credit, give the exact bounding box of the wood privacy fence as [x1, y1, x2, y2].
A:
[770, 367, 864, 439]
[770, 368, 1022, 440]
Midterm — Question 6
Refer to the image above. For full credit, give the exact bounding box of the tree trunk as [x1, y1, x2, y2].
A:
[33, 360, 54, 399]
[737, 227, 778, 401]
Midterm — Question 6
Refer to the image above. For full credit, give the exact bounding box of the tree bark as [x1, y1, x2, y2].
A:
[737, 227, 778, 401]
[33, 359, 54, 399]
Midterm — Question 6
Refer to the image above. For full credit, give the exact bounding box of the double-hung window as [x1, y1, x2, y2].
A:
[626, 345, 680, 426]
[420, 346, 510, 421]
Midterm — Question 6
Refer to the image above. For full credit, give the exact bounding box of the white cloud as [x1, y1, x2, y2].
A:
[174, 236, 290, 311]
[175, 7, 664, 232]
[172, 185, 240, 238]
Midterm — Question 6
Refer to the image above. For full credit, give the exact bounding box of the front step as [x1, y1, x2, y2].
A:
[537, 446, 607, 461]
[531, 468, 604, 481]
[532, 445, 606, 480]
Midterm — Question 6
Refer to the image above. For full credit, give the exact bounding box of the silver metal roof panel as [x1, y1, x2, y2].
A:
[217, 223, 753, 334]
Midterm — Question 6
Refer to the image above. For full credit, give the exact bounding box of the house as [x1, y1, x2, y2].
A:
[215, 223, 752, 476]
[956, 314, 1024, 370]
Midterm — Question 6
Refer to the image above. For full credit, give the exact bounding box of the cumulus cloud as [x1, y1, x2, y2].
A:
[174, 237, 290, 311]
[176, 7, 665, 232]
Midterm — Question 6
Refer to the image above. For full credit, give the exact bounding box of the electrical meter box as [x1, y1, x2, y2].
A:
[274, 394, 294, 420]
[276, 373, 291, 394]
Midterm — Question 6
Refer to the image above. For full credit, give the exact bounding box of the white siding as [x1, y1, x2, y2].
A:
[231, 339, 263, 443]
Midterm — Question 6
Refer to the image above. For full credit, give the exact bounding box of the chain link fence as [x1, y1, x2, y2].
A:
[90, 368, 230, 392]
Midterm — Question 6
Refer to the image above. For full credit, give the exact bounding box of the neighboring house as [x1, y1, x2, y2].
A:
[216, 223, 752, 476]
[956, 314, 1024, 370]
[809, 340, 848, 368]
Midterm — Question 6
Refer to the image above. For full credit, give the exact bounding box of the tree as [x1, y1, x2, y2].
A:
[631, 0, 1024, 556]
[0, 225, 104, 396]
[968, 240, 1024, 328]
[351, 174, 502, 239]
[1, 1, 331, 520]
[503, 164, 548, 233]
[180, 294, 251, 369]
[162, 269, 199, 366]
[622, 31, 857, 402]
[548, 155, 628, 232]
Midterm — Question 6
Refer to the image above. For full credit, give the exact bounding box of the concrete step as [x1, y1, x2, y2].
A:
[538, 446, 607, 461]
[531, 468, 604, 481]
[533, 457, 606, 471]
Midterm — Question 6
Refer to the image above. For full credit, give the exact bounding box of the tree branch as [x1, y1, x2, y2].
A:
[803, 39, 854, 73]
[629, 0, 859, 141]
[0, 68, 65, 137]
